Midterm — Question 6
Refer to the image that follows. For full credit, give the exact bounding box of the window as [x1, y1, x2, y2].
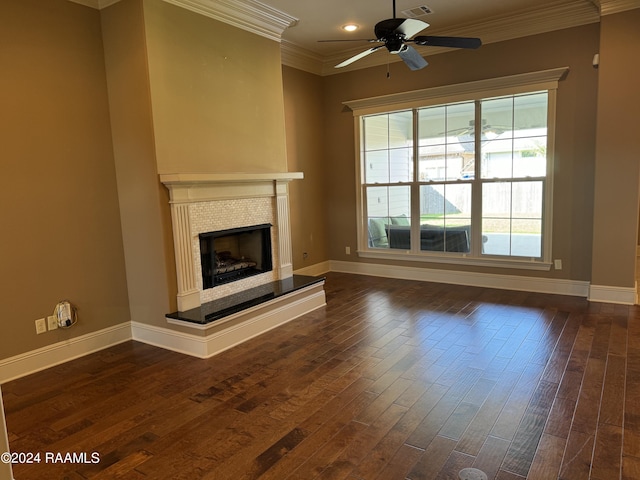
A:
[348, 68, 567, 270]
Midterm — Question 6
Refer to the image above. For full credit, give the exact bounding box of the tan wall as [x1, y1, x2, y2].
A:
[591, 9, 640, 288]
[101, 0, 177, 324]
[143, 0, 288, 174]
[0, 0, 130, 359]
[282, 66, 330, 269]
[99, 0, 294, 330]
[320, 24, 600, 281]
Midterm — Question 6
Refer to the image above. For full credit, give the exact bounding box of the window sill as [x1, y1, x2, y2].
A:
[357, 249, 552, 271]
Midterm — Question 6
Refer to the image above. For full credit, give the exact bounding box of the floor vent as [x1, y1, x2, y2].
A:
[458, 468, 488, 480]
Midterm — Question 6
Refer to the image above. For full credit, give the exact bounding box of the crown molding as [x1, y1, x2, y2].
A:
[67, 0, 121, 8]
[598, 0, 640, 14]
[280, 40, 325, 75]
[67, 0, 297, 42]
[283, 0, 600, 76]
[161, 0, 297, 42]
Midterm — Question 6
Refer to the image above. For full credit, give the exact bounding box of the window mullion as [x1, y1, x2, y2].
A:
[470, 100, 483, 256]
[410, 109, 420, 253]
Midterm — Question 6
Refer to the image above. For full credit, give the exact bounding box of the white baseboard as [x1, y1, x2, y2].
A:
[0, 322, 132, 384]
[329, 259, 591, 298]
[294, 260, 331, 277]
[588, 284, 637, 305]
[3, 259, 632, 385]
[132, 281, 326, 358]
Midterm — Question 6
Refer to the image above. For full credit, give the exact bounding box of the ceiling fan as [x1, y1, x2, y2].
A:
[320, 0, 482, 71]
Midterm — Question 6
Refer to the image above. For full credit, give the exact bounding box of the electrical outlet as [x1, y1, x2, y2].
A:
[554, 259, 562, 270]
[47, 315, 58, 331]
[35, 318, 47, 335]
[345, 246, 351, 255]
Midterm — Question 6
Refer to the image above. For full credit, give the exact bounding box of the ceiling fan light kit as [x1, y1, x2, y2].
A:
[323, 0, 482, 71]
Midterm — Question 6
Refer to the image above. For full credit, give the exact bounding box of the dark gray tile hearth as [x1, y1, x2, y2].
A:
[166, 275, 325, 325]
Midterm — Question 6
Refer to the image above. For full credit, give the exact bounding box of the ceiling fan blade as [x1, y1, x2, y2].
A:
[374, 18, 406, 39]
[395, 18, 429, 38]
[374, 18, 429, 40]
[397, 45, 428, 71]
[335, 45, 385, 68]
[412, 35, 482, 49]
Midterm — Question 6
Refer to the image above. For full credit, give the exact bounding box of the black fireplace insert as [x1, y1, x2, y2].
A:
[199, 224, 273, 289]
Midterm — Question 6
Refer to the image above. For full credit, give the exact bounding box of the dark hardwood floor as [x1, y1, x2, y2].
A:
[3, 272, 639, 479]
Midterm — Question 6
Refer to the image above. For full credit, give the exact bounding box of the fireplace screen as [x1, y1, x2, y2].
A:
[199, 224, 273, 289]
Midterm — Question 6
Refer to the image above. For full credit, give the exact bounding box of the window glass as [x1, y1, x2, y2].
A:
[418, 102, 475, 181]
[366, 186, 411, 249]
[420, 183, 471, 252]
[481, 181, 543, 257]
[360, 89, 551, 263]
[363, 111, 413, 183]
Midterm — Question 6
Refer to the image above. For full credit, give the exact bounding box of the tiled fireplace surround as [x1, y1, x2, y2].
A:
[158, 173, 326, 357]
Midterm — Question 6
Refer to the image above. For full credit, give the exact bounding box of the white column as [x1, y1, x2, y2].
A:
[170, 203, 200, 311]
[275, 181, 294, 279]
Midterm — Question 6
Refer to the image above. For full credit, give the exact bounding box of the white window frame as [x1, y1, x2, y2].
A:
[346, 67, 569, 271]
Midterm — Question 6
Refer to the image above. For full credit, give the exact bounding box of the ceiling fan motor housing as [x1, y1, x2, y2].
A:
[385, 33, 407, 53]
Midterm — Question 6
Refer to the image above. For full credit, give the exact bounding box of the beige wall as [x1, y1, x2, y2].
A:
[99, 0, 294, 331]
[0, 0, 130, 359]
[143, 0, 288, 174]
[282, 66, 330, 269]
[591, 9, 640, 288]
[101, 0, 177, 324]
[318, 24, 600, 282]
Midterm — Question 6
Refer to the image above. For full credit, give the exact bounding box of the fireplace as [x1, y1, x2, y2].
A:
[200, 224, 273, 288]
[159, 172, 305, 311]
[148, 172, 327, 359]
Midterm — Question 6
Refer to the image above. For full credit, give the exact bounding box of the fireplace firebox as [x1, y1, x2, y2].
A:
[199, 224, 273, 289]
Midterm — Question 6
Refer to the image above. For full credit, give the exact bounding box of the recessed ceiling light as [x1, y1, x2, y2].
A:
[342, 24, 359, 32]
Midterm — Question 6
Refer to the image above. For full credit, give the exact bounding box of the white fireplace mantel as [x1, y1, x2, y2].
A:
[160, 172, 304, 311]
[160, 172, 304, 185]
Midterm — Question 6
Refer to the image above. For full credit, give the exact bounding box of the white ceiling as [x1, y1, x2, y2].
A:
[270, 0, 595, 55]
[70, 0, 640, 75]
[266, 0, 605, 73]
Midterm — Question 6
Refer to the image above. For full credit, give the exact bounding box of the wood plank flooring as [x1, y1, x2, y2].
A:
[3, 272, 639, 479]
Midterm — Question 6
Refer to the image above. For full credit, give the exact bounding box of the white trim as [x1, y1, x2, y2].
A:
[330, 260, 590, 298]
[67, 0, 122, 8]
[159, 172, 303, 186]
[160, 0, 297, 43]
[599, 0, 640, 15]
[0, 323, 132, 384]
[588, 284, 637, 305]
[133, 281, 326, 358]
[344, 68, 569, 115]
[68, 0, 297, 43]
[357, 250, 552, 271]
[294, 260, 332, 277]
